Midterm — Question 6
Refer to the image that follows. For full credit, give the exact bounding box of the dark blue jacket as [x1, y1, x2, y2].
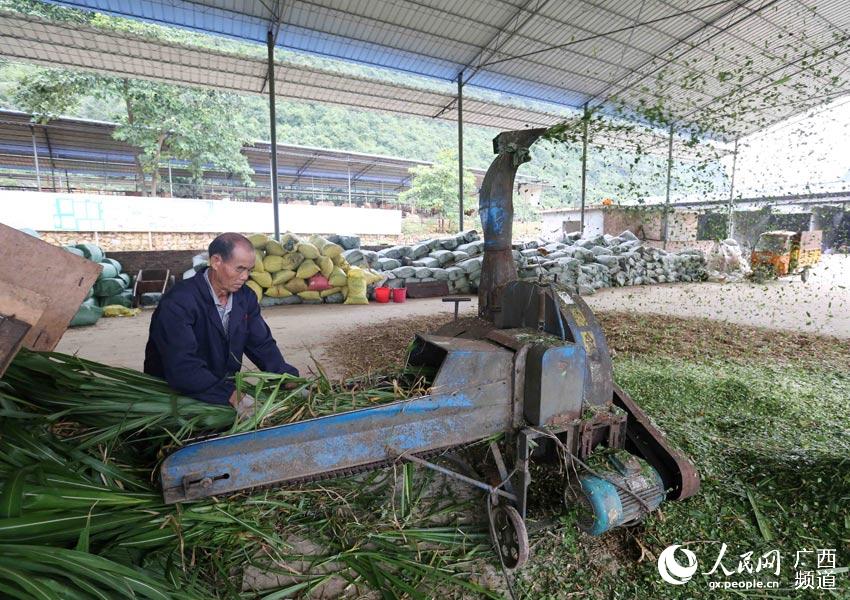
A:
[144, 269, 299, 405]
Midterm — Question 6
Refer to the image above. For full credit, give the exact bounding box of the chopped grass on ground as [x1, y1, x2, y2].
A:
[519, 359, 850, 599]
[2, 309, 848, 598]
[327, 311, 850, 376]
[325, 311, 850, 598]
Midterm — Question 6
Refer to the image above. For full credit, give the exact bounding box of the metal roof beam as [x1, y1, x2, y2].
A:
[290, 154, 317, 184]
[432, 0, 552, 119]
[476, 0, 733, 69]
[350, 162, 375, 182]
[587, 0, 766, 108]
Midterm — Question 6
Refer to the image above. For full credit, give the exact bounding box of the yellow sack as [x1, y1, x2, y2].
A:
[254, 250, 265, 273]
[341, 286, 349, 300]
[271, 269, 296, 285]
[322, 242, 343, 258]
[250, 271, 272, 288]
[363, 269, 384, 285]
[344, 275, 368, 305]
[328, 266, 347, 287]
[296, 259, 320, 279]
[297, 242, 320, 260]
[102, 305, 140, 318]
[280, 252, 305, 271]
[347, 266, 365, 279]
[263, 254, 285, 273]
[245, 280, 263, 301]
[265, 285, 292, 298]
[284, 278, 308, 293]
[248, 234, 269, 249]
[308, 235, 329, 252]
[298, 290, 322, 302]
[280, 233, 300, 252]
[265, 239, 285, 256]
[317, 256, 334, 277]
[320, 286, 342, 298]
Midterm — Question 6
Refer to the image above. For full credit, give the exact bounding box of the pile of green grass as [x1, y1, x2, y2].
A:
[0, 351, 494, 599]
[2, 348, 847, 598]
[519, 358, 850, 599]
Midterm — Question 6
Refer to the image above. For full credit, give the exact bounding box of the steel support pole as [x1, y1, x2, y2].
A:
[29, 126, 41, 192]
[727, 138, 739, 240]
[347, 163, 352, 206]
[662, 124, 674, 250]
[457, 72, 464, 232]
[168, 163, 173, 197]
[580, 106, 589, 235]
[267, 29, 281, 240]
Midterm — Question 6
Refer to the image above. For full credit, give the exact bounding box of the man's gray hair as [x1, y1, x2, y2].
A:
[208, 232, 253, 261]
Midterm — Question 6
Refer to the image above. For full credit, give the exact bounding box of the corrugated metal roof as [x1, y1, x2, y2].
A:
[3, 0, 848, 142]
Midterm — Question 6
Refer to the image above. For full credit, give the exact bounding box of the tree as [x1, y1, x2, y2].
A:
[13, 67, 255, 196]
[398, 149, 476, 230]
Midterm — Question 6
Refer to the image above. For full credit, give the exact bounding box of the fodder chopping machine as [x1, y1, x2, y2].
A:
[161, 128, 699, 570]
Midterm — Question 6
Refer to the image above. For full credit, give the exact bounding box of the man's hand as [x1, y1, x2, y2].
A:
[228, 390, 256, 419]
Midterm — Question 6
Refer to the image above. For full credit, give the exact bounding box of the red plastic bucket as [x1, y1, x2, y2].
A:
[374, 287, 391, 303]
[392, 288, 407, 303]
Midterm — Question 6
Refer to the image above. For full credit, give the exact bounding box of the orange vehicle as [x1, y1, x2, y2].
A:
[750, 230, 822, 279]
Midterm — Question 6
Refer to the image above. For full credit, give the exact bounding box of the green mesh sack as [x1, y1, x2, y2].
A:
[98, 261, 119, 280]
[102, 257, 122, 272]
[99, 289, 133, 308]
[75, 243, 104, 263]
[93, 277, 127, 297]
[69, 298, 102, 327]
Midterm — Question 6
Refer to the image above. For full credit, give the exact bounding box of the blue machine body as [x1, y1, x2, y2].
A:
[162, 334, 515, 502]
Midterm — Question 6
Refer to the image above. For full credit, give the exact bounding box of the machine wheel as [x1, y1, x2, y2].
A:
[489, 503, 529, 570]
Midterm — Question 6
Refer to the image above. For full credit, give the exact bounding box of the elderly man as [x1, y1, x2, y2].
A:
[144, 232, 298, 411]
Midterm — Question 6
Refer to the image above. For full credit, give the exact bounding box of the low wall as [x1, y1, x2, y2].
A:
[1, 191, 401, 235]
[38, 231, 400, 252]
[106, 250, 202, 277]
[39, 231, 216, 251]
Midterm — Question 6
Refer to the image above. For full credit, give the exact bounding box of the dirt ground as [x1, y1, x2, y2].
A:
[56, 254, 849, 376]
[588, 254, 850, 339]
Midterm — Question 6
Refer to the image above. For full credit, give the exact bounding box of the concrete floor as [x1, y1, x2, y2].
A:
[56, 255, 849, 374]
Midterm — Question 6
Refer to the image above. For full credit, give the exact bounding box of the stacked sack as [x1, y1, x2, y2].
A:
[184, 228, 707, 306]
[65, 244, 135, 327]
[342, 230, 486, 294]
[187, 234, 385, 306]
[514, 230, 707, 295]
